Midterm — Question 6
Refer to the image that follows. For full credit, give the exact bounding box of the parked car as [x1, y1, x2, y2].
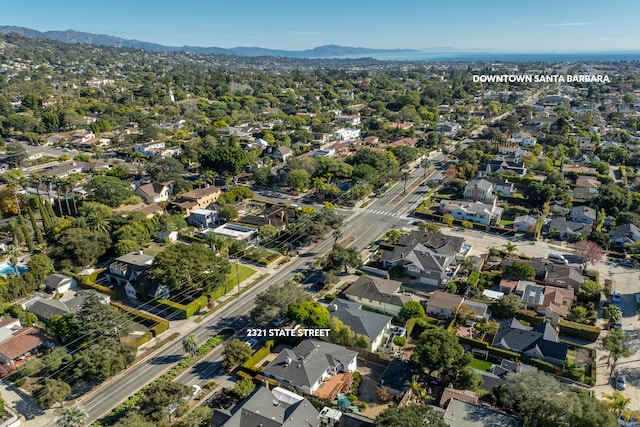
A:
[619, 259, 636, 268]
[618, 409, 640, 427]
[612, 290, 622, 304]
[244, 338, 258, 348]
[615, 374, 627, 390]
[548, 253, 568, 265]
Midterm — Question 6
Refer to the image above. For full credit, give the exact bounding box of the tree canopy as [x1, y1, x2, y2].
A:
[148, 243, 230, 298]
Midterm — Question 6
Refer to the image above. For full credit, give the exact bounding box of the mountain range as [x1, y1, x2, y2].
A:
[0, 25, 425, 58]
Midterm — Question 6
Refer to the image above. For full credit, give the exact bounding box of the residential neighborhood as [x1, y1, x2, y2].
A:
[0, 24, 638, 427]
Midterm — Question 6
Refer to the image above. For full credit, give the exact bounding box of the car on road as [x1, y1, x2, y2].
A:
[244, 338, 258, 348]
[612, 290, 622, 304]
[619, 259, 636, 268]
[548, 253, 568, 265]
[615, 374, 627, 390]
[618, 408, 640, 427]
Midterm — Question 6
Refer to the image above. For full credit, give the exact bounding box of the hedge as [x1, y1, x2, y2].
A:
[558, 320, 601, 342]
[467, 271, 480, 287]
[76, 277, 117, 299]
[515, 310, 545, 326]
[110, 301, 169, 337]
[522, 356, 561, 374]
[242, 339, 276, 370]
[128, 331, 153, 348]
[155, 299, 189, 319]
[486, 346, 521, 361]
[458, 336, 489, 350]
[405, 317, 436, 338]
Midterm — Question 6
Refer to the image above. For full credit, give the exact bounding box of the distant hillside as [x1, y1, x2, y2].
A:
[0, 26, 421, 58]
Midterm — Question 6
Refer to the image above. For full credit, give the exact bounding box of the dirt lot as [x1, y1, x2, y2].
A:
[356, 359, 390, 419]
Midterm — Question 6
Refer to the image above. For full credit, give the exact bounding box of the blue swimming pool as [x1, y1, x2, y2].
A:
[0, 262, 27, 277]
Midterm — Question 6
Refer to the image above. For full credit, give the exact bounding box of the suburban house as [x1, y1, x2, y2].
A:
[508, 132, 537, 146]
[463, 300, 491, 322]
[155, 230, 178, 243]
[133, 140, 181, 158]
[333, 128, 361, 141]
[113, 201, 164, 219]
[571, 187, 599, 203]
[482, 156, 527, 176]
[264, 145, 294, 163]
[608, 223, 640, 247]
[440, 388, 479, 407]
[210, 386, 321, 427]
[483, 177, 514, 196]
[105, 251, 154, 287]
[343, 275, 411, 317]
[0, 325, 50, 365]
[570, 206, 597, 224]
[513, 215, 537, 233]
[426, 291, 464, 319]
[491, 318, 568, 367]
[547, 218, 592, 240]
[502, 258, 585, 291]
[124, 271, 170, 301]
[439, 200, 503, 226]
[381, 243, 458, 286]
[437, 121, 461, 134]
[327, 299, 392, 352]
[262, 340, 357, 400]
[24, 291, 110, 322]
[575, 176, 601, 189]
[513, 281, 574, 325]
[188, 208, 218, 228]
[443, 398, 524, 427]
[44, 273, 76, 294]
[463, 179, 497, 204]
[171, 185, 221, 216]
[135, 182, 173, 204]
[497, 146, 527, 159]
[210, 223, 258, 243]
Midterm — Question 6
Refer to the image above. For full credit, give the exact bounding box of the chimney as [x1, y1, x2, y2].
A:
[472, 184, 479, 202]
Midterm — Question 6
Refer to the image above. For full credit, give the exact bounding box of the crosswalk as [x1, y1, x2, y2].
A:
[363, 209, 404, 217]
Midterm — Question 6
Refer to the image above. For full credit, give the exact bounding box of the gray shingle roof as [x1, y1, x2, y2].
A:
[263, 340, 357, 390]
[343, 276, 410, 308]
[218, 386, 320, 427]
[330, 299, 391, 340]
[491, 319, 566, 365]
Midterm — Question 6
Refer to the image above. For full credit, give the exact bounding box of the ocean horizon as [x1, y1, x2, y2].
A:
[322, 51, 640, 62]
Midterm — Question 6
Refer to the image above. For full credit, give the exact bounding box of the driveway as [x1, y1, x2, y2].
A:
[357, 359, 390, 419]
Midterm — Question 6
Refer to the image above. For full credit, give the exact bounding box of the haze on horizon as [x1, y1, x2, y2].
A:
[3, 0, 640, 52]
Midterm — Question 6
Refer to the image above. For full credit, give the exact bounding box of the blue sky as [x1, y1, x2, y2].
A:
[3, 0, 640, 51]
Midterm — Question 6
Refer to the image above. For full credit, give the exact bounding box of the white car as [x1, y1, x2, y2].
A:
[244, 338, 258, 348]
[612, 290, 622, 304]
[615, 374, 627, 390]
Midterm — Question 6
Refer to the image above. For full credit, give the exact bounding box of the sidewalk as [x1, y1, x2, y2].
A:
[0, 381, 57, 427]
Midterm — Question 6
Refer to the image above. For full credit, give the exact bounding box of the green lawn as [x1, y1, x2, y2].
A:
[225, 264, 257, 287]
[499, 219, 514, 227]
[469, 357, 493, 371]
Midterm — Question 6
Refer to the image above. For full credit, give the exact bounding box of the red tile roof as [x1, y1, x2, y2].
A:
[0, 327, 47, 361]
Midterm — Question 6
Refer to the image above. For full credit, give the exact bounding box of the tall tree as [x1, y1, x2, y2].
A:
[148, 243, 230, 297]
[35, 379, 71, 408]
[411, 328, 464, 375]
[374, 404, 446, 427]
[602, 329, 633, 377]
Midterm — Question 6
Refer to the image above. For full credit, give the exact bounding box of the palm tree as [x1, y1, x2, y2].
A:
[7, 245, 22, 276]
[404, 375, 429, 403]
[402, 170, 411, 195]
[602, 329, 632, 377]
[503, 242, 517, 257]
[57, 406, 88, 427]
[182, 333, 198, 356]
[332, 229, 343, 245]
[86, 212, 112, 234]
[602, 390, 631, 418]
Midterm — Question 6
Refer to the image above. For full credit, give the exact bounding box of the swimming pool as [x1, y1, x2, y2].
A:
[0, 262, 27, 277]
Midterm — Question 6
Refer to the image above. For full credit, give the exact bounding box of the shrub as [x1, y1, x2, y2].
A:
[558, 320, 601, 342]
[393, 336, 406, 346]
[467, 271, 480, 287]
[242, 340, 276, 370]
